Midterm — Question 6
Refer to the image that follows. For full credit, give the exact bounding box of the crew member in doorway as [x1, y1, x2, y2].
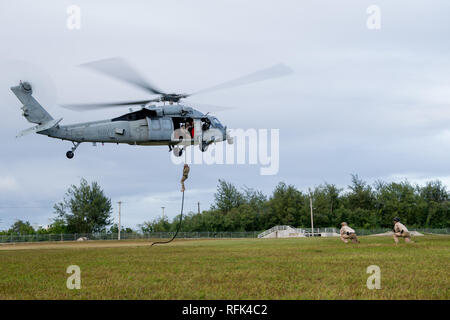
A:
[186, 120, 194, 139]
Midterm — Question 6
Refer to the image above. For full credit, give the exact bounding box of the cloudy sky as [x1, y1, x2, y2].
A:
[1, 0, 449, 230]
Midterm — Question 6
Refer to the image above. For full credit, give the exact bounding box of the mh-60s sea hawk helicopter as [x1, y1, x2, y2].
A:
[11, 58, 292, 159]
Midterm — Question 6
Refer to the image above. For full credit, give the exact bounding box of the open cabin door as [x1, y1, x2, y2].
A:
[171, 117, 201, 145]
[193, 119, 201, 144]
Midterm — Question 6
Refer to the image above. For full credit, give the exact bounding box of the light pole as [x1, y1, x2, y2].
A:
[309, 188, 314, 237]
[118, 201, 122, 240]
[161, 206, 165, 220]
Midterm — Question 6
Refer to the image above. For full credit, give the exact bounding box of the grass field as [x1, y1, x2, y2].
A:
[0, 235, 449, 299]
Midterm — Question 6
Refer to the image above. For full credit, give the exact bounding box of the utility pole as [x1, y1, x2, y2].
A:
[198, 202, 200, 215]
[309, 188, 314, 237]
[118, 201, 122, 241]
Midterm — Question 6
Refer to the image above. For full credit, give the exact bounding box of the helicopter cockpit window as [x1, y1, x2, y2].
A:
[202, 118, 211, 131]
[211, 117, 223, 128]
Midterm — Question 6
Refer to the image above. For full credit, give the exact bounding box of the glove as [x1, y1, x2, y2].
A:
[346, 232, 350, 235]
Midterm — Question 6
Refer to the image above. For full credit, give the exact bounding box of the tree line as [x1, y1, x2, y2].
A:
[142, 175, 449, 232]
[1, 175, 449, 235]
[0, 179, 130, 236]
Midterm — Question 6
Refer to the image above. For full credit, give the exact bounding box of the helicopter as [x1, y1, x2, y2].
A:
[11, 58, 292, 159]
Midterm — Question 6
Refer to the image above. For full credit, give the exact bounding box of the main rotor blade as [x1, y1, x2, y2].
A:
[81, 57, 165, 95]
[61, 99, 157, 111]
[191, 63, 293, 96]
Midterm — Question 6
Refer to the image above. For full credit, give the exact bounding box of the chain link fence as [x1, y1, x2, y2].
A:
[0, 228, 448, 244]
[354, 228, 450, 235]
[301, 228, 450, 236]
[0, 231, 260, 243]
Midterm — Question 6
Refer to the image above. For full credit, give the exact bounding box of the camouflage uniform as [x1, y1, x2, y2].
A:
[340, 224, 359, 243]
[393, 221, 412, 244]
[180, 164, 190, 192]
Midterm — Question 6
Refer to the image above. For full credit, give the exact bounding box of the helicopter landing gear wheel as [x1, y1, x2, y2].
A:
[200, 142, 209, 152]
[173, 146, 183, 157]
[66, 142, 81, 159]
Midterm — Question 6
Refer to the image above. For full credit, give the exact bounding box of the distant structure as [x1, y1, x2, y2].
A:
[258, 226, 425, 239]
[258, 226, 340, 238]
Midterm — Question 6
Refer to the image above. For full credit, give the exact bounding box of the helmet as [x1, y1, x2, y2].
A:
[393, 217, 400, 222]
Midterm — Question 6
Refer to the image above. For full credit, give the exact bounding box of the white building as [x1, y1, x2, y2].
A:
[258, 225, 340, 238]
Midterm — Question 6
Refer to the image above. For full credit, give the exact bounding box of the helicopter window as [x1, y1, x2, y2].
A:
[152, 119, 161, 130]
[162, 119, 172, 130]
[202, 118, 211, 131]
[111, 109, 157, 122]
[211, 117, 223, 128]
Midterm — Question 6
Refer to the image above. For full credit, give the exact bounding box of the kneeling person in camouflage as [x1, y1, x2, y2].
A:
[393, 217, 413, 244]
[340, 222, 360, 243]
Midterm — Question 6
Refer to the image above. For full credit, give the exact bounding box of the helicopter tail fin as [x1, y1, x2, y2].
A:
[10, 81, 54, 125]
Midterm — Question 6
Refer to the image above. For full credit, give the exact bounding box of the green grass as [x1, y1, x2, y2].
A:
[0, 236, 449, 299]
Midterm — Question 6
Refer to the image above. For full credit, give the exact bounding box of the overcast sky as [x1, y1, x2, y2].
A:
[1, 0, 450, 230]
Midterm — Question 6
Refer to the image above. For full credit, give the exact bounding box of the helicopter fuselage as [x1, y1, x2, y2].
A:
[12, 82, 232, 158]
[39, 106, 229, 148]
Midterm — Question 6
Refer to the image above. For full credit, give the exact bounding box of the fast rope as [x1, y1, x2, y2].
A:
[151, 150, 189, 246]
[151, 190, 184, 246]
